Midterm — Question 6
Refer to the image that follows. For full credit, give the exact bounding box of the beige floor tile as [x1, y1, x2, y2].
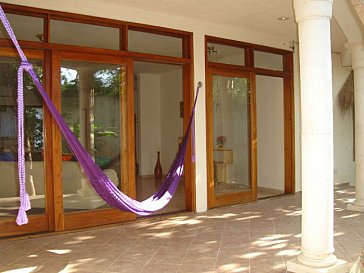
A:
[214, 263, 250, 272]
[110, 258, 148, 270]
[117, 250, 157, 264]
[177, 263, 214, 273]
[250, 266, 286, 273]
[215, 252, 250, 269]
[149, 246, 188, 265]
[0, 252, 25, 267]
[182, 244, 219, 264]
[61, 257, 114, 272]
[106, 260, 146, 273]
[220, 235, 250, 247]
[0, 236, 56, 254]
[191, 230, 223, 245]
[141, 262, 179, 273]
[7, 264, 68, 273]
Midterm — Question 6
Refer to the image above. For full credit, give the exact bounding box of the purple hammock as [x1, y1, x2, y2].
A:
[0, 5, 200, 225]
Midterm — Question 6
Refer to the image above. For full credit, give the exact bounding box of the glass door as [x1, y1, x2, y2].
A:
[0, 49, 50, 236]
[54, 52, 135, 230]
[207, 68, 256, 208]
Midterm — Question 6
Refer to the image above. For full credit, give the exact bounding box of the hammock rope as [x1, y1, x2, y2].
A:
[0, 5, 200, 225]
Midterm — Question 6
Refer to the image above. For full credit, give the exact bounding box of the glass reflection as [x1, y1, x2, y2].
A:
[213, 75, 251, 195]
[61, 61, 122, 212]
[0, 57, 45, 218]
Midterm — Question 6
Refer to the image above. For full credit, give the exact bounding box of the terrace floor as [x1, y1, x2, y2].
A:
[0, 184, 363, 273]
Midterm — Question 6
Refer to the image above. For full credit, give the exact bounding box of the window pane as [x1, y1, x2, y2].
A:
[128, 30, 182, 57]
[254, 51, 283, 71]
[51, 20, 119, 50]
[61, 61, 123, 212]
[207, 43, 245, 66]
[213, 75, 250, 194]
[0, 57, 45, 219]
[0, 13, 44, 42]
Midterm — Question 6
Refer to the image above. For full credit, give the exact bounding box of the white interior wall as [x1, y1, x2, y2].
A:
[160, 68, 183, 171]
[256, 75, 285, 191]
[332, 53, 355, 186]
[139, 73, 161, 176]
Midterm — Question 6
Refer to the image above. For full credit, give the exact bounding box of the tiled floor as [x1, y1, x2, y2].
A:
[0, 184, 363, 273]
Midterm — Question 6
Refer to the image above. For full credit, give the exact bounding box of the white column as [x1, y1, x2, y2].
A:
[194, 32, 208, 212]
[287, 0, 347, 272]
[347, 43, 364, 212]
[77, 68, 97, 198]
[78, 68, 95, 155]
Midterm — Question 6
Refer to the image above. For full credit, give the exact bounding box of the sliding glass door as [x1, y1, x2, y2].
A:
[207, 68, 256, 208]
[54, 52, 135, 230]
[0, 49, 50, 236]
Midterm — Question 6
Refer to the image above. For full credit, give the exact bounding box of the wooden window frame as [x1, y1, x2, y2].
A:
[0, 2, 195, 236]
[205, 36, 295, 209]
[0, 48, 52, 237]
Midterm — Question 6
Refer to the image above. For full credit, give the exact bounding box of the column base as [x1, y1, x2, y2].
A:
[347, 203, 364, 212]
[287, 258, 347, 273]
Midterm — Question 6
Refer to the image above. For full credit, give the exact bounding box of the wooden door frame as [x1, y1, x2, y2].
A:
[206, 67, 257, 208]
[206, 36, 295, 210]
[0, 47, 51, 236]
[52, 51, 136, 231]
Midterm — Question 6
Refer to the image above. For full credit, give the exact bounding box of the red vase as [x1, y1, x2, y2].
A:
[154, 151, 162, 179]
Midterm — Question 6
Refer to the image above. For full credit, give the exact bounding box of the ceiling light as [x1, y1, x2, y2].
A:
[278, 17, 290, 21]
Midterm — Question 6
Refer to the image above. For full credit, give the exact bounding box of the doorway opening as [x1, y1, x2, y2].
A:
[256, 75, 285, 199]
[134, 61, 185, 215]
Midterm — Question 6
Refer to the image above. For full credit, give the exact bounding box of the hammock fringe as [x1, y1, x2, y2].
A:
[16, 207, 28, 226]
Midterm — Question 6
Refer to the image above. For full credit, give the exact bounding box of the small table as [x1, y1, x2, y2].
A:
[213, 149, 233, 184]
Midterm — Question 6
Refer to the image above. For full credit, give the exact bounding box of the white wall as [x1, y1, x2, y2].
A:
[139, 73, 161, 176]
[194, 33, 208, 212]
[137, 68, 183, 176]
[256, 75, 285, 191]
[160, 68, 183, 170]
[332, 53, 355, 186]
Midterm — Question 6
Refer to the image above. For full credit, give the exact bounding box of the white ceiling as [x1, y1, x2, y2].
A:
[95, 0, 358, 53]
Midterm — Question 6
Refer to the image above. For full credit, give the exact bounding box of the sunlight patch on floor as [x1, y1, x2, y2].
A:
[217, 264, 249, 272]
[3, 266, 38, 273]
[342, 213, 361, 219]
[46, 249, 72, 255]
